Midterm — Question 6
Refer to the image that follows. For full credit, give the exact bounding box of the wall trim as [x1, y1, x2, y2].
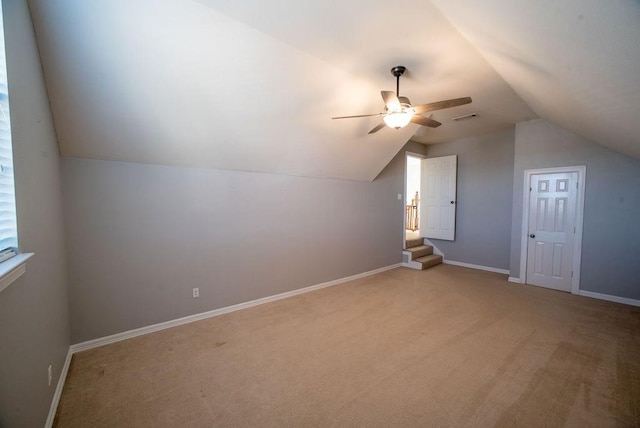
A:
[49, 262, 640, 426]
[578, 290, 640, 308]
[70, 263, 402, 353]
[45, 348, 73, 428]
[508, 276, 523, 284]
[46, 263, 402, 423]
[0, 253, 34, 294]
[403, 259, 509, 275]
[442, 260, 509, 275]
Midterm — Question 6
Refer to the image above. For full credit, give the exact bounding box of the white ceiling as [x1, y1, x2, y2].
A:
[26, 0, 639, 181]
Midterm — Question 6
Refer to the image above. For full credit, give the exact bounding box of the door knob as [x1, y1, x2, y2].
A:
[529, 234, 536, 238]
[450, 201, 455, 204]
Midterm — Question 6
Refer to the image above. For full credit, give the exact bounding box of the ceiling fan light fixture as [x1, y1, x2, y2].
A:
[332, 66, 472, 135]
[383, 109, 413, 129]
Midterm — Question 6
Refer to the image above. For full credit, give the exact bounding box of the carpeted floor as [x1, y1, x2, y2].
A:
[54, 265, 640, 427]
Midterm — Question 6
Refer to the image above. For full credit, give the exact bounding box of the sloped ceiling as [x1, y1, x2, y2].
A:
[26, 1, 638, 181]
[431, 0, 640, 161]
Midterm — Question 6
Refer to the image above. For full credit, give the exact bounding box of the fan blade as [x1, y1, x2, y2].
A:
[381, 91, 400, 109]
[410, 115, 441, 128]
[412, 97, 472, 114]
[368, 122, 387, 134]
[332, 113, 383, 120]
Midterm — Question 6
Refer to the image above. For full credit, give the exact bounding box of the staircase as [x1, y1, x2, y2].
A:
[403, 238, 443, 270]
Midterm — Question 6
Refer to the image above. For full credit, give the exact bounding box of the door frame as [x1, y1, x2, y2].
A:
[518, 165, 586, 294]
[404, 152, 426, 239]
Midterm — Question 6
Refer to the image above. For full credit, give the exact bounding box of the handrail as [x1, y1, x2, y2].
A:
[405, 191, 419, 231]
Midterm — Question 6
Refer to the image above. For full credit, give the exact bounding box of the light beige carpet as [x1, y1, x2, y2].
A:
[54, 265, 640, 427]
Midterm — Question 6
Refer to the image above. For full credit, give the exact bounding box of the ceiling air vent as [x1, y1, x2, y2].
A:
[451, 113, 478, 121]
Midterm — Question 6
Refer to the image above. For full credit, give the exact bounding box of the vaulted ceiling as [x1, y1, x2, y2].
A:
[27, 0, 639, 181]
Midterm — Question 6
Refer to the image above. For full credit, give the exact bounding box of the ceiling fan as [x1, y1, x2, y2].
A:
[332, 66, 472, 134]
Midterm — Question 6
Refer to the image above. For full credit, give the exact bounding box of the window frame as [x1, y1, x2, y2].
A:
[0, 2, 33, 293]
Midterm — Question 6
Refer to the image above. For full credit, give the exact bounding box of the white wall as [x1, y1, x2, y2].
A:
[62, 142, 427, 343]
[510, 119, 640, 300]
[0, 0, 71, 426]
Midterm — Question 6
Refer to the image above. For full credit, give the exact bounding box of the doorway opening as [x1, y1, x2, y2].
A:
[405, 154, 423, 242]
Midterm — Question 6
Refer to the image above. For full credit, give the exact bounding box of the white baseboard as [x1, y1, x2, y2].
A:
[578, 290, 640, 308]
[70, 263, 402, 354]
[442, 260, 509, 275]
[47, 263, 401, 424]
[45, 348, 73, 428]
[508, 276, 523, 284]
[402, 261, 424, 270]
[48, 262, 639, 425]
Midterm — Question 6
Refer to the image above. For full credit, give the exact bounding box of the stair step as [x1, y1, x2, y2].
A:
[404, 245, 433, 260]
[405, 238, 424, 249]
[414, 254, 443, 270]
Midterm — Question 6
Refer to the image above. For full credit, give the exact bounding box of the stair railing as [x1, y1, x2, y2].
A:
[405, 191, 419, 231]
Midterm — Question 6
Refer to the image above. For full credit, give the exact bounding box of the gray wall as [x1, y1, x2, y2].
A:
[510, 119, 640, 299]
[62, 142, 427, 343]
[425, 129, 515, 271]
[0, 0, 71, 426]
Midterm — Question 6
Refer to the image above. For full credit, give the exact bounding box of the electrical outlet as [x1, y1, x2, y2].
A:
[192, 288, 199, 298]
[48, 365, 52, 387]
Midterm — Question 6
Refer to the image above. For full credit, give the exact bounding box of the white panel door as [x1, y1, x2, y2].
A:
[526, 172, 578, 291]
[420, 155, 457, 241]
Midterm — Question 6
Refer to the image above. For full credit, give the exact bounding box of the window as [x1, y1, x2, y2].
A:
[0, 3, 28, 293]
[0, 4, 17, 262]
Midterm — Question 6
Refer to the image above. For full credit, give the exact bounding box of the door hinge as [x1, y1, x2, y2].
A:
[571, 270, 574, 278]
[529, 187, 532, 192]
[574, 226, 576, 233]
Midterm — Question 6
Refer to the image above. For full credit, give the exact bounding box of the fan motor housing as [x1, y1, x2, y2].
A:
[391, 66, 406, 77]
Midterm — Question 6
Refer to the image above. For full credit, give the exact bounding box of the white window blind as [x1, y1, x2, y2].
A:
[0, 4, 18, 255]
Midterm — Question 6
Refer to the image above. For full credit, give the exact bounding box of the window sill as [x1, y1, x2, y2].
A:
[0, 253, 34, 294]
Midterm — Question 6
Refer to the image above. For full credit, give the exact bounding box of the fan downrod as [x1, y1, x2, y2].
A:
[390, 66, 406, 96]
